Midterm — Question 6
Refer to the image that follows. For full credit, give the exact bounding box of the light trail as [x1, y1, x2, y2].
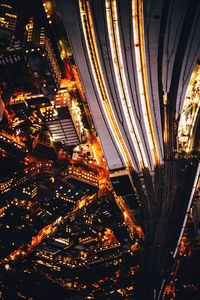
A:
[158, 164, 200, 299]
[132, 0, 162, 166]
[173, 162, 200, 258]
[105, 0, 148, 170]
[79, 0, 135, 171]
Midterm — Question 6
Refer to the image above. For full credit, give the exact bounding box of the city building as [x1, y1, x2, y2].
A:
[25, 17, 62, 96]
[41, 106, 80, 147]
[0, 1, 18, 51]
[0, 1, 199, 300]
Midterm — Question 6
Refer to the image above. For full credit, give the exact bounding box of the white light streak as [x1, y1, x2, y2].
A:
[106, 0, 149, 169]
[173, 163, 200, 258]
[132, 0, 161, 166]
[79, 0, 135, 170]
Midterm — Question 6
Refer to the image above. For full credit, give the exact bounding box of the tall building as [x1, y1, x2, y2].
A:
[41, 105, 80, 147]
[25, 17, 62, 96]
[32, 130, 57, 160]
[0, 1, 199, 300]
[0, 44, 38, 98]
[0, 1, 17, 51]
[55, 0, 200, 298]
[56, 0, 200, 173]
[0, 2, 38, 98]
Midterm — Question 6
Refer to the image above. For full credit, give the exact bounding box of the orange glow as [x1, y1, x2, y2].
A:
[28, 223, 55, 251]
[103, 228, 114, 241]
[163, 282, 176, 298]
[8, 249, 27, 261]
[64, 61, 74, 81]
[179, 236, 191, 256]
